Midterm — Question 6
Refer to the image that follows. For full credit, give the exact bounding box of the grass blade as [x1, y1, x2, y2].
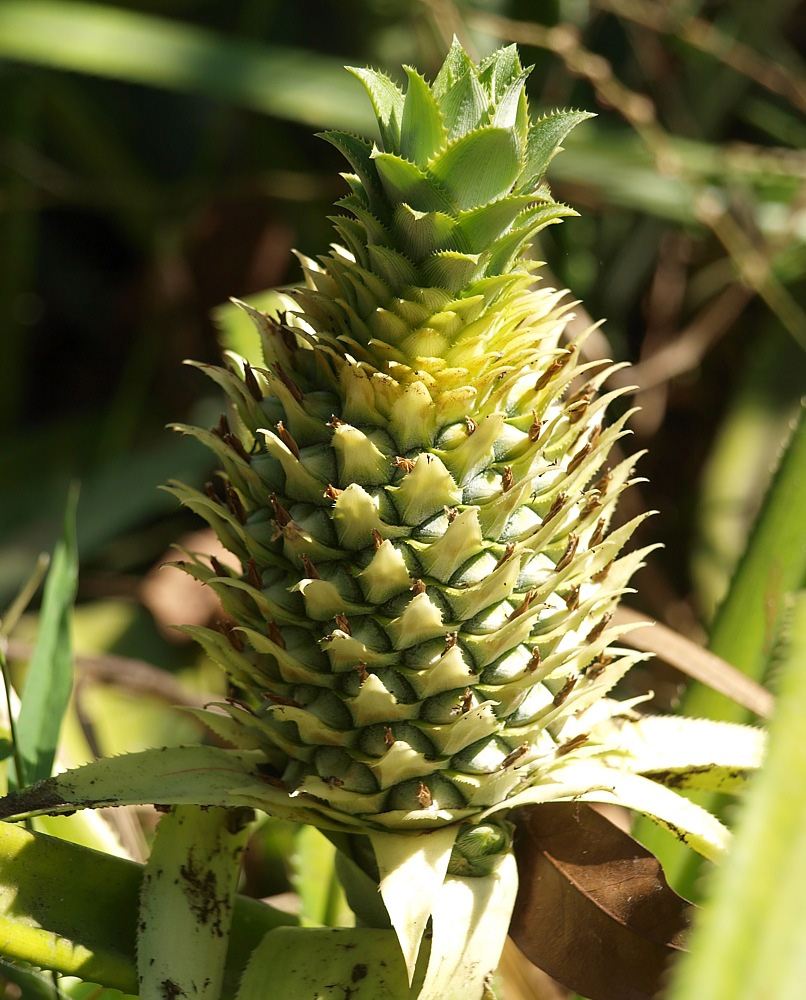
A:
[665, 592, 806, 1000]
[0, 0, 374, 132]
[13, 483, 79, 788]
[690, 401, 806, 719]
[636, 402, 806, 893]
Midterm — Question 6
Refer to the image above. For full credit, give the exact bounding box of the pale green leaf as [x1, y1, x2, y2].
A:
[347, 66, 404, 150]
[490, 69, 530, 136]
[518, 110, 596, 192]
[417, 851, 518, 1000]
[597, 714, 766, 791]
[483, 203, 577, 275]
[14, 484, 78, 787]
[666, 593, 806, 1000]
[400, 67, 447, 167]
[213, 291, 290, 366]
[373, 151, 456, 214]
[478, 43, 523, 100]
[0, 745, 332, 828]
[236, 927, 415, 1000]
[337, 196, 392, 248]
[421, 251, 481, 293]
[390, 204, 456, 260]
[366, 244, 419, 293]
[319, 131, 385, 214]
[369, 826, 459, 983]
[492, 761, 731, 862]
[428, 127, 521, 211]
[453, 195, 539, 254]
[438, 67, 489, 139]
[138, 805, 251, 1000]
[432, 37, 473, 102]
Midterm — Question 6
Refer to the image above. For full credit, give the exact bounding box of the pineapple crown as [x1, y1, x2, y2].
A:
[326, 39, 591, 289]
[297, 38, 592, 382]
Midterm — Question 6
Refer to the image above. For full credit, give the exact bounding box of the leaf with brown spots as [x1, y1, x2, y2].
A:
[510, 803, 694, 1000]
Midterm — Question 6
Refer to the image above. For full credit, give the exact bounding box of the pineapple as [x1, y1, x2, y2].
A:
[168, 39, 648, 835]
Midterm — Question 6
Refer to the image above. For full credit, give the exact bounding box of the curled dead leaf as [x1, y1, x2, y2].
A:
[510, 802, 694, 1000]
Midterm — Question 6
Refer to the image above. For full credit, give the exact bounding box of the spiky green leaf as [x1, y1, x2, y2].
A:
[428, 127, 521, 211]
[438, 65, 489, 139]
[373, 150, 455, 214]
[518, 109, 596, 191]
[347, 66, 404, 150]
[400, 67, 447, 167]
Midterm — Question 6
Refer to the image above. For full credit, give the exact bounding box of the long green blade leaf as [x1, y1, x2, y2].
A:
[692, 401, 806, 718]
[14, 484, 79, 787]
[666, 592, 806, 1000]
[637, 404, 806, 889]
[0, 1, 374, 132]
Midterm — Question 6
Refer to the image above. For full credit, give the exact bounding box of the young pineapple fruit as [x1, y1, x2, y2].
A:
[169, 38, 648, 835]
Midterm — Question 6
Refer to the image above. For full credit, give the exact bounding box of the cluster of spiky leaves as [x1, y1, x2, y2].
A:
[166, 41, 653, 834]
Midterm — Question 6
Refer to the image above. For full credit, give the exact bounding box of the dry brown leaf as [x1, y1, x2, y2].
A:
[510, 802, 693, 1000]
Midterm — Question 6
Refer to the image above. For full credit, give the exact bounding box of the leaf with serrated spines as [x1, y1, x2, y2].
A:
[429, 127, 521, 211]
[421, 251, 481, 293]
[432, 36, 473, 101]
[400, 66, 447, 167]
[318, 130, 386, 215]
[490, 68, 531, 136]
[518, 109, 596, 191]
[593, 714, 766, 792]
[373, 150, 456, 214]
[391, 203, 457, 261]
[346, 66, 404, 150]
[453, 194, 539, 254]
[438, 66, 489, 138]
[478, 42, 523, 100]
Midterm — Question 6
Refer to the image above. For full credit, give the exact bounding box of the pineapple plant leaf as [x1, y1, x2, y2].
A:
[137, 805, 252, 1000]
[0, 38, 766, 999]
